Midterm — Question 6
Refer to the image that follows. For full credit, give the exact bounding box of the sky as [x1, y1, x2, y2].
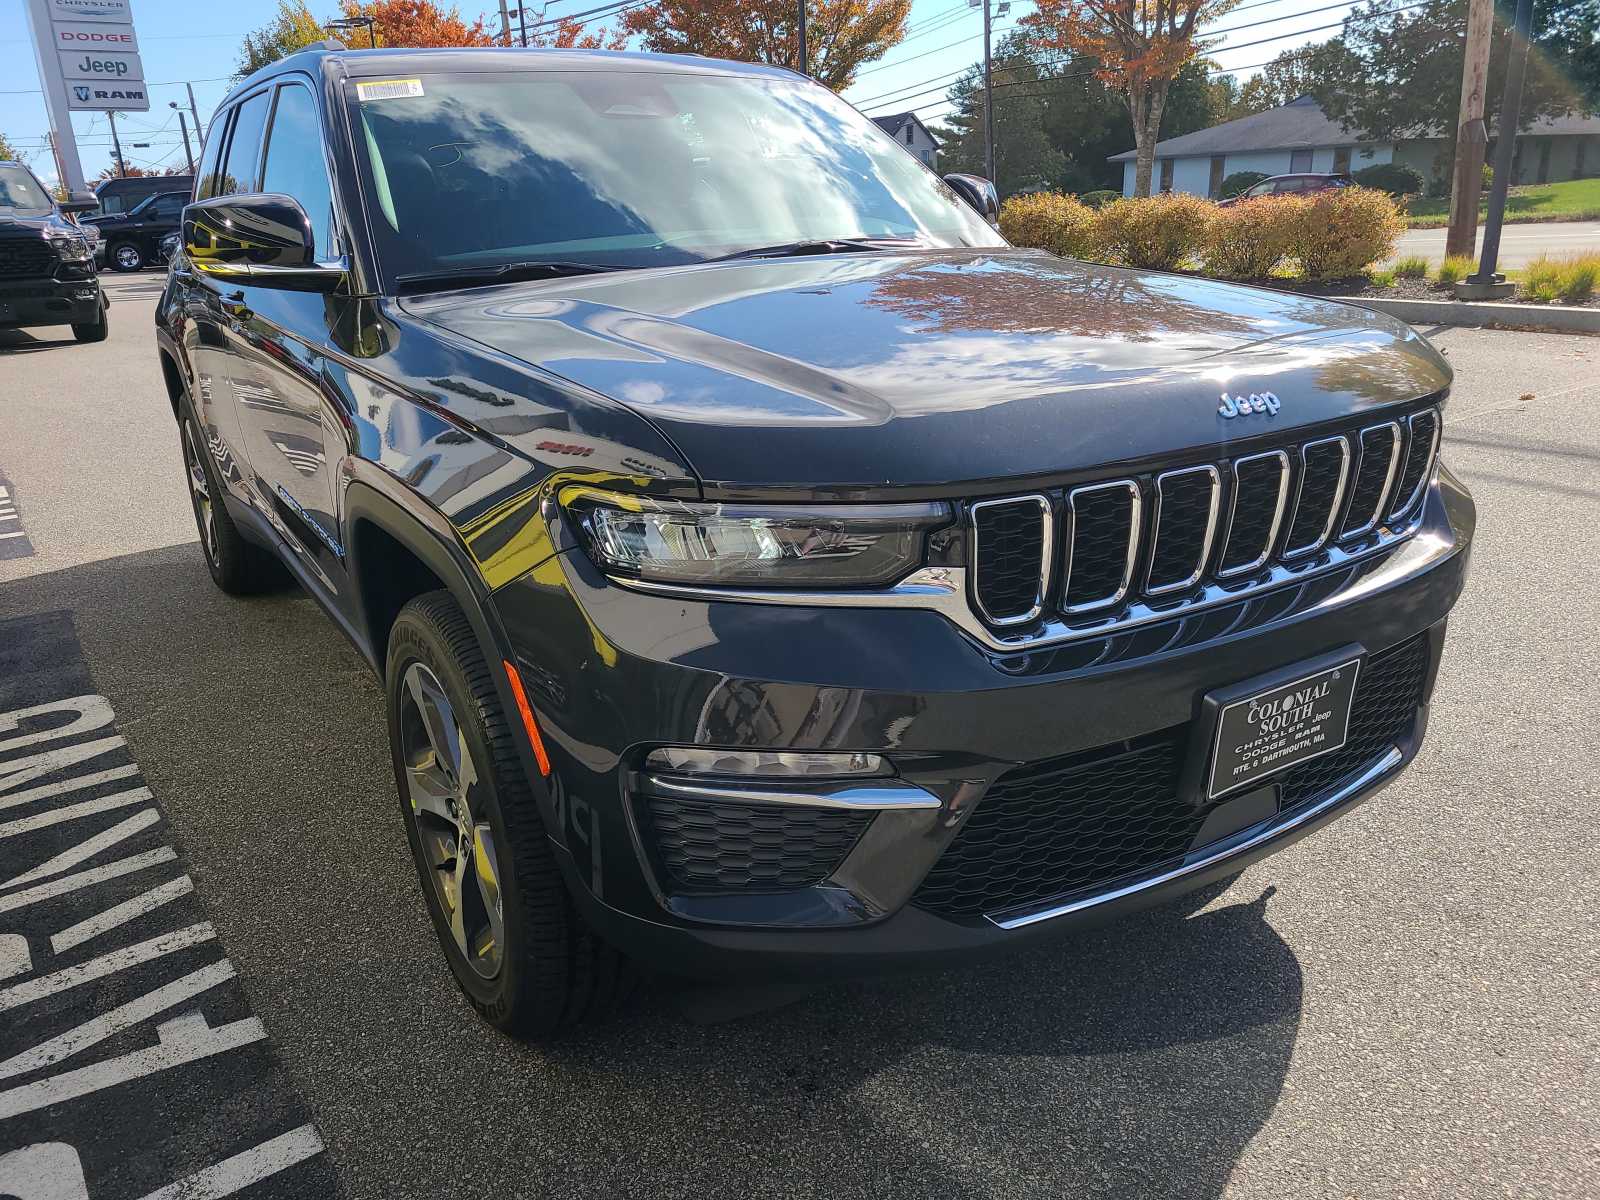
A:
[1, 0, 1339, 186]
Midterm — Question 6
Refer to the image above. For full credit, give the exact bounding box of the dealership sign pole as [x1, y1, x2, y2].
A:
[21, 0, 149, 193]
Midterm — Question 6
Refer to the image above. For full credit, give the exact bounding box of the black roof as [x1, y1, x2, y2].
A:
[230, 44, 800, 103]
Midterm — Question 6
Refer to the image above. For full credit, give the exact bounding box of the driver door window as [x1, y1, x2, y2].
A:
[259, 82, 334, 260]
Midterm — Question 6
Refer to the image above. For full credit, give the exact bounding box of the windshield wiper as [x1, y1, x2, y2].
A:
[704, 236, 926, 263]
[396, 260, 626, 294]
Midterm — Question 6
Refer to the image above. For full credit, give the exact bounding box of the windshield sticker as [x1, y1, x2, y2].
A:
[357, 78, 425, 102]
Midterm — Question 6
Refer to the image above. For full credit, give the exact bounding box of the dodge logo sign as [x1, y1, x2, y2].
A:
[1218, 390, 1282, 419]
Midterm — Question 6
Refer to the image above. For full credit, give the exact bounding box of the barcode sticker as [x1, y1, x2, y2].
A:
[357, 78, 425, 101]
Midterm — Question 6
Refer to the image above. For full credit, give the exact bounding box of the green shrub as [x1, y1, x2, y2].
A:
[1219, 170, 1269, 199]
[1524, 256, 1562, 302]
[1558, 253, 1600, 302]
[1353, 162, 1426, 198]
[998, 191, 1102, 260]
[1435, 255, 1474, 284]
[1095, 193, 1213, 270]
[1204, 195, 1299, 278]
[1523, 252, 1600, 303]
[1368, 267, 1396, 287]
[1393, 254, 1429, 278]
[1290, 187, 1407, 280]
[1079, 189, 1121, 210]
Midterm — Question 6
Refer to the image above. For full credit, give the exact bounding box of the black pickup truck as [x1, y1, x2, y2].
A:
[0, 159, 107, 343]
[155, 45, 1473, 1039]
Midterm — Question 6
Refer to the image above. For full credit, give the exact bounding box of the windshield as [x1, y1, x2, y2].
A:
[0, 165, 53, 215]
[348, 68, 1003, 282]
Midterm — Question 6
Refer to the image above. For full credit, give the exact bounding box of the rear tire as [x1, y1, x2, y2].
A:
[109, 241, 144, 272]
[386, 590, 633, 1038]
[71, 301, 107, 343]
[179, 402, 281, 594]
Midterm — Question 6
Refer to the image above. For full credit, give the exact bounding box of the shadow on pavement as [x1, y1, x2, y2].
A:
[0, 543, 1303, 1200]
[0, 328, 82, 355]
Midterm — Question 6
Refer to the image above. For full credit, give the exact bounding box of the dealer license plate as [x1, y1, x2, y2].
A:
[1208, 658, 1361, 799]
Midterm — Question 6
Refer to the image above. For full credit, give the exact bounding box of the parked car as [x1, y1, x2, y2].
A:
[1218, 173, 1355, 205]
[93, 173, 194, 217]
[156, 46, 1474, 1038]
[85, 188, 189, 271]
[0, 159, 107, 342]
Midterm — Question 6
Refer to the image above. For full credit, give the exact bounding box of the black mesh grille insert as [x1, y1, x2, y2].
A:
[1388, 411, 1438, 519]
[1284, 440, 1347, 554]
[639, 795, 872, 891]
[913, 633, 1430, 918]
[1341, 425, 1399, 536]
[1063, 485, 1136, 608]
[972, 499, 1046, 622]
[1220, 455, 1287, 573]
[1147, 470, 1215, 591]
[0, 236, 58, 281]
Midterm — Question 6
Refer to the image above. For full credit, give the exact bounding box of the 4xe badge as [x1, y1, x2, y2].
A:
[1218, 390, 1281, 419]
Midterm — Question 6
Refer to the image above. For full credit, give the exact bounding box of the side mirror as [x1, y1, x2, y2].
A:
[183, 193, 344, 293]
[943, 173, 1000, 226]
[59, 190, 100, 214]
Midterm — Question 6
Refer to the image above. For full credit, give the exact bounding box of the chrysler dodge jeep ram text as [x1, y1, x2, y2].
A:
[154, 46, 1474, 1038]
[0, 159, 107, 343]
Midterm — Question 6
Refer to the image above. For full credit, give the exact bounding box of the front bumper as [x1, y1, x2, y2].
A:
[0, 276, 101, 329]
[492, 467, 1474, 976]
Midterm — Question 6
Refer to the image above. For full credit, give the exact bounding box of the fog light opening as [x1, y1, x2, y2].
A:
[643, 747, 891, 779]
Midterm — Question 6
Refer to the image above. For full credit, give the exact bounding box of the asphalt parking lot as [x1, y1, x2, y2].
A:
[0, 272, 1596, 1199]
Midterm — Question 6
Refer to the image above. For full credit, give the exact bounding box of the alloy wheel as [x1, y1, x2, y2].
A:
[183, 422, 219, 568]
[399, 662, 505, 980]
[114, 244, 142, 271]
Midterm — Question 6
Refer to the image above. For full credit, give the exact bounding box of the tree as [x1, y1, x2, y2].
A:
[622, 0, 912, 91]
[1235, 43, 1353, 116]
[1022, 0, 1241, 197]
[931, 33, 1067, 195]
[491, 2, 627, 48]
[0, 133, 18, 161]
[235, 0, 325, 80]
[341, 0, 494, 47]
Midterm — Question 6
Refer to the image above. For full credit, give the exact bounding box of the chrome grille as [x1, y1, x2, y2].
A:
[966, 406, 1440, 640]
[1340, 422, 1402, 538]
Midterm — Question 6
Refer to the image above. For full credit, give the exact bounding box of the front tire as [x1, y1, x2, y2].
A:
[71, 300, 108, 343]
[386, 591, 632, 1038]
[109, 241, 145, 272]
[179, 406, 280, 593]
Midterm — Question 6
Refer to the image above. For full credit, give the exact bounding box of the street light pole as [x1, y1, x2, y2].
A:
[798, 0, 808, 76]
[1462, 0, 1535, 298]
[983, 0, 995, 184]
[1445, 0, 1493, 260]
[107, 110, 126, 178]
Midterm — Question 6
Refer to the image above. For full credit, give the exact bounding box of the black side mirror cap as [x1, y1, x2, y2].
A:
[943, 173, 1000, 225]
[183, 192, 345, 293]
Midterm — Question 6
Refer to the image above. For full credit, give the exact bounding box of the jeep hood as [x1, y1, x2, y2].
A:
[405, 249, 1450, 495]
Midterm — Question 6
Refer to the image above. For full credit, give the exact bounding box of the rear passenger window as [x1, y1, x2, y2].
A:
[260, 82, 334, 259]
[219, 89, 271, 195]
[194, 115, 228, 201]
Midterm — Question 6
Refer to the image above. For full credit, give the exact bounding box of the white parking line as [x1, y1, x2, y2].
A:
[0, 922, 216, 1012]
[0, 846, 178, 915]
[0, 763, 140, 814]
[138, 1124, 326, 1200]
[0, 787, 152, 839]
[5, 809, 161, 890]
[50, 873, 193, 953]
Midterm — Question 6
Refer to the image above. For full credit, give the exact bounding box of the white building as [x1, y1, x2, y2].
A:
[871, 111, 941, 169]
[1111, 94, 1600, 197]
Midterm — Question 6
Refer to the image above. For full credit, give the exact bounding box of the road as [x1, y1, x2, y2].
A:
[1394, 220, 1600, 267]
[0, 273, 1596, 1199]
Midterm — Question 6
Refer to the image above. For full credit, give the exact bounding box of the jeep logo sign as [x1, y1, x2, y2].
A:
[59, 49, 144, 80]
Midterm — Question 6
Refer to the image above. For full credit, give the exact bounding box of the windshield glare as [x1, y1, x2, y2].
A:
[0, 166, 53, 215]
[350, 69, 1003, 281]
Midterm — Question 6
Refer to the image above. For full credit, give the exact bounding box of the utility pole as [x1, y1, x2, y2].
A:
[500, 0, 513, 46]
[798, 0, 808, 76]
[107, 110, 127, 178]
[46, 130, 67, 196]
[185, 82, 203, 137]
[1445, 0, 1493, 259]
[176, 111, 196, 173]
[982, 0, 995, 184]
[1462, 0, 1534, 298]
[518, 4, 529, 47]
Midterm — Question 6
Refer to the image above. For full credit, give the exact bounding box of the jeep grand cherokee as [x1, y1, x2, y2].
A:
[154, 46, 1474, 1038]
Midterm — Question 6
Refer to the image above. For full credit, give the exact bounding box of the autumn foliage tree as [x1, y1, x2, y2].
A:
[622, 0, 912, 91]
[340, 0, 493, 46]
[1023, 0, 1239, 197]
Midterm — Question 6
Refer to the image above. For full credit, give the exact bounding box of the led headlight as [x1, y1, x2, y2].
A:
[563, 488, 950, 589]
[47, 232, 92, 263]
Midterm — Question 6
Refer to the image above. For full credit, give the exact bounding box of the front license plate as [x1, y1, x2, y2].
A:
[1208, 658, 1362, 799]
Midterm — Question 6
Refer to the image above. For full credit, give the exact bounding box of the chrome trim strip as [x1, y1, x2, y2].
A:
[1342, 421, 1403, 540]
[969, 494, 1053, 627]
[1145, 465, 1221, 596]
[1217, 450, 1291, 579]
[607, 499, 1426, 653]
[1062, 479, 1142, 613]
[987, 746, 1404, 930]
[640, 774, 940, 811]
[1283, 435, 1352, 559]
[1388, 408, 1441, 522]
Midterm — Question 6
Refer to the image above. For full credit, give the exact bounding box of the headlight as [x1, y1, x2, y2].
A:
[563, 488, 950, 588]
[47, 233, 91, 263]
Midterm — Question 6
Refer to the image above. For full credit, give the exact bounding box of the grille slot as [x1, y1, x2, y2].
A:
[1388, 410, 1439, 521]
[1341, 423, 1402, 538]
[0, 236, 58, 281]
[1146, 466, 1220, 594]
[1219, 451, 1290, 576]
[969, 495, 1051, 625]
[1062, 480, 1140, 611]
[1283, 436, 1351, 557]
[638, 794, 872, 891]
[913, 633, 1431, 919]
